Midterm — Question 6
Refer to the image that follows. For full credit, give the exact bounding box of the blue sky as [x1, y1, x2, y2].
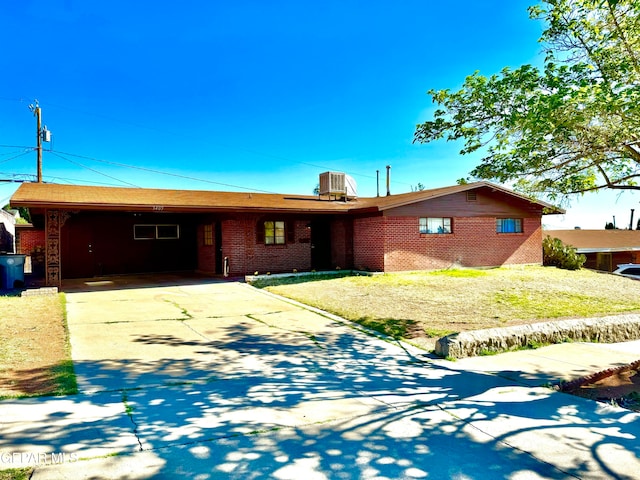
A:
[1, 0, 637, 229]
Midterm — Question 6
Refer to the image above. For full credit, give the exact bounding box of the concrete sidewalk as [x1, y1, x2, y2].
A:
[0, 278, 639, 479]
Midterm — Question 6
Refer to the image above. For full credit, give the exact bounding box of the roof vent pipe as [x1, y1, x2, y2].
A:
[630, 208, 635, 230]
[386, 165, 391, 196]
[376, 170, 380, 197]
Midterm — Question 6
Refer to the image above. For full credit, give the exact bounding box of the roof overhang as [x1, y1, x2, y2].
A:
[10, 180, 564, 217]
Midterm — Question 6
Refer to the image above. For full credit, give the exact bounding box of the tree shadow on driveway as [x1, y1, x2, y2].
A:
[2, 320, 640, 478]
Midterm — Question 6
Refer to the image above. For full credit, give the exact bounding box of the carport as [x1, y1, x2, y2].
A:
[10, 182, 354, 286]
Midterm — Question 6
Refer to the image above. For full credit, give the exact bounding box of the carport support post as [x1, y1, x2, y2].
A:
[45, 209, 62, 287]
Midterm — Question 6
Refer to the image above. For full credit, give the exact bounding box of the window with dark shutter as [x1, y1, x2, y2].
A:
[258, 220, 289, 245]
[256, 221, 265, 244]
[286, 221, 295, 243]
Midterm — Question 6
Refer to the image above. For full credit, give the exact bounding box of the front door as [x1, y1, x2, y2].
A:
[62, 217, 95, 278]
[310, 219, 332, 271]
[215, 221, 223, 274]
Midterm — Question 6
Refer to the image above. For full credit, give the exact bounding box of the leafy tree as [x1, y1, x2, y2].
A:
[2, 204, 30, 223]
[411, 182, 425, 192]
[414, 0, 640, 201]
[543, 236, 586, 270]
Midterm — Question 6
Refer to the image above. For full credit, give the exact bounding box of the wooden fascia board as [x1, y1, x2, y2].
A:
[12, 201, 352, 215]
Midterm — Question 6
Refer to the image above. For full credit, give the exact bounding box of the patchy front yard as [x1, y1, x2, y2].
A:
[252, 266, 640, 349]
[0, 294, 76, 398]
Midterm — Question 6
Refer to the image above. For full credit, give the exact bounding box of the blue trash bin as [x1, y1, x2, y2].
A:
[0, 254, 26, 289]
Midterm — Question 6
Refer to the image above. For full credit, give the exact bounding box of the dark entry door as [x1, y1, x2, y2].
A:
[62, 219, 95, 278]
[310, 219, 332, 270]
[215, 221, 223, 274]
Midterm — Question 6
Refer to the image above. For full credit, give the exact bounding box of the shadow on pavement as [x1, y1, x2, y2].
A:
[2, 320, 640, 478]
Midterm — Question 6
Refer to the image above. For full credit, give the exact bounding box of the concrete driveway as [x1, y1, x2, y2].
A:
[3, 275, 640, 479]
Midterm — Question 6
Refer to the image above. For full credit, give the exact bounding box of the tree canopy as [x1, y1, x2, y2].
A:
[414, 0, 640, 200]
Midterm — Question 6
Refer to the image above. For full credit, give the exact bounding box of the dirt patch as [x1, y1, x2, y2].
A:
[0, 294, 74, 397]
[558, 360, 640, 412]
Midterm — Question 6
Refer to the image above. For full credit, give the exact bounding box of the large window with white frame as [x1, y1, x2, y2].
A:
[134, 224, 180, 240]
[419, 217, 452, 234]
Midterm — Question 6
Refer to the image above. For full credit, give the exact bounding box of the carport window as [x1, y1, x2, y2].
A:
[134, 224, 180, 240]
[264, 220, 285, 245]
[496, 218, 522, 233]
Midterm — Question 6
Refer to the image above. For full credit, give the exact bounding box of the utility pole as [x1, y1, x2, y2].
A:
[35, 104, 42, 183]
[28, 100, 51, 183]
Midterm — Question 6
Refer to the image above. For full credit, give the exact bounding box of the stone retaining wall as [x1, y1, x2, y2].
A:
[435, 315, 640, 359]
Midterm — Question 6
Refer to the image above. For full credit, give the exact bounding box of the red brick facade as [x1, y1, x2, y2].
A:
[350, 215, 542, 272]
[13, 183, 554, 282]
[352, 216, 385, 271]
[216, 214, 314, 276]
[15, 226, 45, 255]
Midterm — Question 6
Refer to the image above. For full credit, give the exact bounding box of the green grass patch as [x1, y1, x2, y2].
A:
[57, 294, 78, 396]
[427, 269, 489, 278]
[251, 271, 354, 288]
[355, 317, 419, 339]
[0, 468, 33, 480]
[493, 289, 640, 319]
[49, 359, 78, 396]
[423, 327, 457, 338]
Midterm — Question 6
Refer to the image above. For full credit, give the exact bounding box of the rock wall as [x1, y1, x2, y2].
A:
[435, 315, 640, 359]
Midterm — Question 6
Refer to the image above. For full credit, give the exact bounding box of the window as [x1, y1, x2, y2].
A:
[419, 217, 452, 234]
[203, 224, 213, 246]
[157, 225, 179, 239]
[134, 224, 180, 240]
[257, 220, 295, 245]
[496, 218, 522, 233]
[264, 220, 285, 245]
[134, 225, 156, 240]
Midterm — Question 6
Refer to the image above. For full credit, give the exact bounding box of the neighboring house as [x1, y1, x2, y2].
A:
[0, 208, 17, 253]
[544, 229, 640, 272]
[10, 179, 563, 286]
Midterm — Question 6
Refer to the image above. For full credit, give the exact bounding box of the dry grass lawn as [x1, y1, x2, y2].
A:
[0, 294, 76, 398]
[253, 266, 640, 349]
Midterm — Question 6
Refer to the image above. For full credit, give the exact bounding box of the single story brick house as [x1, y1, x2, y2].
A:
[544, 229, 640, 271]
[10, 179, 563, 286]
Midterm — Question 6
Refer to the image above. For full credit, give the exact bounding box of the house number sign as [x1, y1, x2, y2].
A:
[152, 206, 164, 211]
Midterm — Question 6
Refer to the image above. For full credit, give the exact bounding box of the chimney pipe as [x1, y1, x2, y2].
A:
[376, 170, 380, 197]
[386, 165, 391, 196]
[630, 209, 635, 230]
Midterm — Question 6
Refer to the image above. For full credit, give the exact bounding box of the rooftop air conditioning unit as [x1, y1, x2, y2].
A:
[318, 171, 357, 200]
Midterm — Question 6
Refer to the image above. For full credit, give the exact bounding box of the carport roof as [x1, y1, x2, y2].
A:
[10, 181, 563, 214]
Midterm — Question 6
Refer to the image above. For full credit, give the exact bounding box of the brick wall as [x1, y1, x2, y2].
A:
[382, 216, 543, 272]
[16, 227, 45, 255]
[353, 216, 385, 271]
[15, 227, 46, 277]
[221, 214, 313, 275]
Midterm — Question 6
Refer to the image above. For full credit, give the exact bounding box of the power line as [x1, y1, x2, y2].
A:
[34, 100, 413, 188]
[49, 152, 140, 187]
[0, 151, 32, 165]
[0, 144, 34, 150]
[50, 149, 280, 193]
[0, 171, 142, 188]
